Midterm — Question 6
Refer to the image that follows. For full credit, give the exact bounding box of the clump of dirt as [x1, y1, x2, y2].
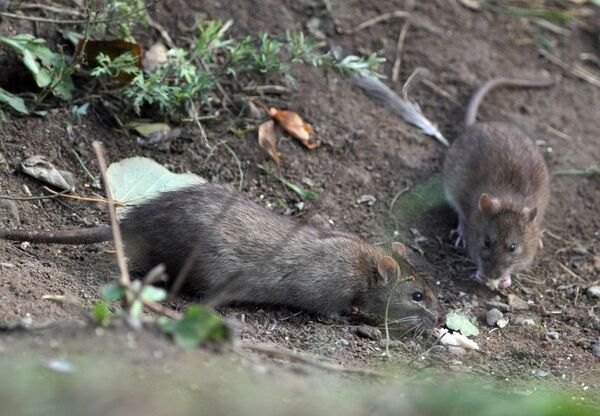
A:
[1, 0, 599, 398]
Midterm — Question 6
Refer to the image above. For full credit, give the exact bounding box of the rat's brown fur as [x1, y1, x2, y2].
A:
[1, 184, 442, 331]
[443, 79, 551, 288]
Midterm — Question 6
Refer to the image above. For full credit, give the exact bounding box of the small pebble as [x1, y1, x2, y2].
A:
[496, 316, 510, 328]
[486, 308, 503, 327]
[587, 286, 600, 298]
[532, 369, 549, 378]
[357, 194, 376, 206]
[448, 346, 467, 356]
[546, 331, 560, 341]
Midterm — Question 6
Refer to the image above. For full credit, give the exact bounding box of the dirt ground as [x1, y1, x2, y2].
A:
[0, 0, 599, 404]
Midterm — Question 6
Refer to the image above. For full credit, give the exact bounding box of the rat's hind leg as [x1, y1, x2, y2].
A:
[449, 214, 467, 248]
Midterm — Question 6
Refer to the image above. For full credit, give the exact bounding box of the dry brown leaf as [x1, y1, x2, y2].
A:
[269, 108, 320, 150]
[76, 39, 142, 86]
[258, 120, 280, 169]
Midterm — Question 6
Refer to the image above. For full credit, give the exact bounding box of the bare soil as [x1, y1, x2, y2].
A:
[1, 0, 599, 403]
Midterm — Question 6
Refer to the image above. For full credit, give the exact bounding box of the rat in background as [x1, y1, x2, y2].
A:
[444, 78, 552, 290]
[353, 75, 552, 290]
[1, 183, 443, 333]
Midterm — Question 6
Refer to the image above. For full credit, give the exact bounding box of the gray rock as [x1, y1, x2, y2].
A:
[486, 308, 504, 326]
[546, 331, 560, 341]
[587, 286, 600, 298]
[352, 325, 382, 341]
[532, 369, 549, 378]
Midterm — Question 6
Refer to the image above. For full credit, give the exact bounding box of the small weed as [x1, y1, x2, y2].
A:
[89, 19, 384, 122]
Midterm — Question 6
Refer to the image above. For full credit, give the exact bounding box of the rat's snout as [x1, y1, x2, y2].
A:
[435, 314, 446, 327]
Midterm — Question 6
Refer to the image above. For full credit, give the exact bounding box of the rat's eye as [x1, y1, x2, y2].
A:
[412, 291, 423, 302]
[508, 243, 517, 252]
[483, 235, 492, 248]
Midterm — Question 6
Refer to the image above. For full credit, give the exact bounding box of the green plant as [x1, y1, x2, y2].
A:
[0, 34, 75, 114]
[90, 19, 384, 122]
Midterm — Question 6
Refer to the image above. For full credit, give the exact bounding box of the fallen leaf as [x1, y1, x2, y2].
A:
[21, 155, 76, 191]
[269, 108, 320, 149]
[126, 121, 181, 148]
[446, 311, 480, 336]
[76, 39, 142, 85]
[143, 42, 168, 72]
[258, 120, 280, 168]
[106, 157, 206, 217]
[126, 121, 170, 137]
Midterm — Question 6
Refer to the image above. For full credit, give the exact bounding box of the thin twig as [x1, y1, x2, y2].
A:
[243, 344, 385, 378]
[190, 101, 211, 149]
[402, 67, 426, 100]
[383, 293, 392, 357]
[539, 48, 600, 88]
[557, 262, 584, 282]
[71, 149, 99, 183]
[421, 79, 461, 106]
[0, 189, 70, 201]
[223, 143, 244, 191]
[391, 20, 410, 83]
[346, 10, 411, 35]
[544, 125, 572, 142]
[147, 16, 175, 48]
[42, 186, 110, 204]
[92, 142, 131, 297]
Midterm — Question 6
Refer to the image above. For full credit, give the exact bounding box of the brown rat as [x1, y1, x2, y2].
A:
[1, 183, 442, 332]
[443, 78, 552, 289]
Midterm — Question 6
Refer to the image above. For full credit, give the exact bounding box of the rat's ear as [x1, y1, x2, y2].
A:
[377, 256, 399, 287]
[479, 193, 500, 216]
[522, 206, 537, 223]
[391, 242, 407, 258]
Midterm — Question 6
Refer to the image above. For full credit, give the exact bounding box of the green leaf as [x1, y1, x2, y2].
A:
[0, 34, 74, 99]
[93, 302, 111, 325]
[446, 312, 480, 337]
[106, 157, 206, 215]
[101, 282, 125, 302]
[0, 87, 29, 114]
[159, 305, 229, 348]
[285, 181, 317, 200]
[129, 299, 144, 319]
[257, 165, 317, 200]
[141, 285, 167, 303]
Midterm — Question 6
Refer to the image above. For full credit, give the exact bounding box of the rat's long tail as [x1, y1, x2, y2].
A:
[0, 226, 113, 244]
[465, 77, 555, 128]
